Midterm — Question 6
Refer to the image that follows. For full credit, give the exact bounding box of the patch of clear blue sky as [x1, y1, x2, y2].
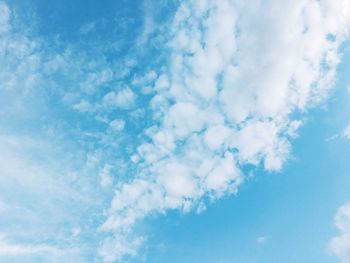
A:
[5, 0, 350, 262]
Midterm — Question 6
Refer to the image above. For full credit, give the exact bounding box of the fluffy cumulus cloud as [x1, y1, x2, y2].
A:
[329, 203, 350, 262]
[100, 0, 350, 261]
[1, 0, 350, 262]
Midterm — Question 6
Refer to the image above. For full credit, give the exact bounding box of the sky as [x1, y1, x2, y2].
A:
[0, 0, 350, 262]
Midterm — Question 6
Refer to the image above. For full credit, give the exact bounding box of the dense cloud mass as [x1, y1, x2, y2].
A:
[100, 0, 350, 261]
[0, 0, 350, 262]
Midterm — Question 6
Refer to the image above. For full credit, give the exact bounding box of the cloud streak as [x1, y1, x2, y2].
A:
[0, 237, 62, 257]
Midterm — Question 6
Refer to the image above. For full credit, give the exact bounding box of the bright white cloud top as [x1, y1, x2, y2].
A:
[0, 0, 350, 262]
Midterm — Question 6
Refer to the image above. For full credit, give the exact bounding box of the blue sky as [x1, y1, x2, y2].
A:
[1, 0, 350, 262]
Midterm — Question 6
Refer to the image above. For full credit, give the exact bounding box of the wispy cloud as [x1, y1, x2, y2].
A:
[0, 2, 129, 261]
[324, 122, 350, 142]
[0, 236, 63, 257]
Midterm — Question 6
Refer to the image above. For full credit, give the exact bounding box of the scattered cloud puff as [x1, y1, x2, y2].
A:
[73, 87, 137, 113]
[110, 119, 126, 132]
[329, 203, 350, 262]
[100, 0, 350, 261]
[102, 87, 136, 110]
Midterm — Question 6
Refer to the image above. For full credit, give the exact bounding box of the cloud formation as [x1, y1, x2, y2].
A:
[1, 0, 350, 262]
[100, 0, 350, 261]
[329, 203, 350, 262]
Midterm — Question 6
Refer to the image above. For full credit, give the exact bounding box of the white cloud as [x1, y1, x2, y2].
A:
[100, 0, 350, 261]
[109, 119, 125, 132]
[329, 203, 350, 262]
[102, 87, 136, 110]
[73, 99, 95, 113]
[132, 71, 158, 94]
